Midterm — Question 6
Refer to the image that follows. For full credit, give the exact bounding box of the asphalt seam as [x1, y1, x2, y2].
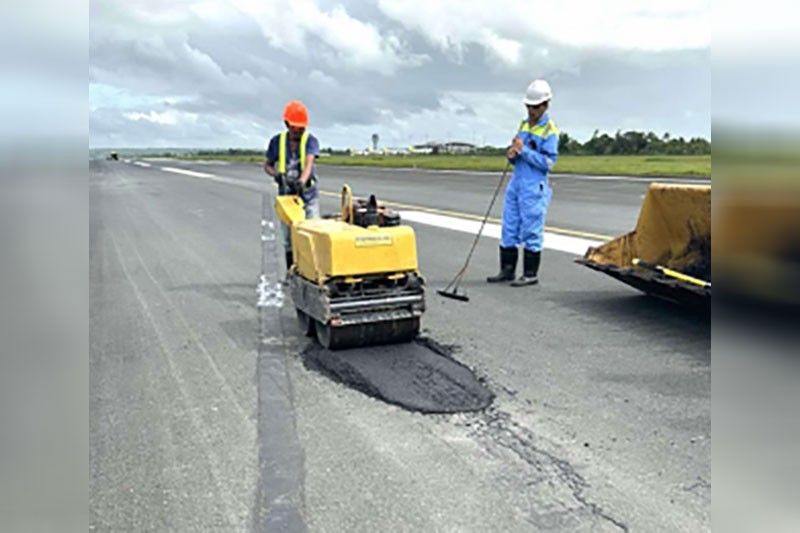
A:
[253, 192, 307, 533]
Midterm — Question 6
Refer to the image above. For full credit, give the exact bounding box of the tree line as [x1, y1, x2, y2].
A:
[558, 130, 710, 156]
[168, 129, 711, 158]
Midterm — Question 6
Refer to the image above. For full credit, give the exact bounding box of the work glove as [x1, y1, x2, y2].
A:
[288, 175, 317, 195]
[276, 173, 295, 195]
[284, 174, 301, 194]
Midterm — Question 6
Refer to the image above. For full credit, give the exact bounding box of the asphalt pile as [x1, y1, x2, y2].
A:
[303, 338, 494, 413]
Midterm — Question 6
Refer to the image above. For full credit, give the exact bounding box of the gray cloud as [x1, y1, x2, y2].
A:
[90, 0, 710, 148]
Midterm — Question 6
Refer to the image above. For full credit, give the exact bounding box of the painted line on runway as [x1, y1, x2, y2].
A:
[317, 190, 612, 241]
[398, 210, 602, 256]
[150, 159, 710, 184]
[160, 166, 216, 178]
[149, 165, 612, 244]
[132, 161, 151, 167]
[158, 166, 268, 192]
[186, 159, 232, 165]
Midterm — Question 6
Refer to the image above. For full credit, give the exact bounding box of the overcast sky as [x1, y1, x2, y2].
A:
[89, 0, 711, 149]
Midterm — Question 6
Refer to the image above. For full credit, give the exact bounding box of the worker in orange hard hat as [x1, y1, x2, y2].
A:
[264, 100, 321, 269]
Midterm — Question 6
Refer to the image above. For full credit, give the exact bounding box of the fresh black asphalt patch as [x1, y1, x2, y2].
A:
[302, 338, 494, 413]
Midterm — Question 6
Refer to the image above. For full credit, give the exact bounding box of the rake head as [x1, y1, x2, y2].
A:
[436, 288, 470, 302]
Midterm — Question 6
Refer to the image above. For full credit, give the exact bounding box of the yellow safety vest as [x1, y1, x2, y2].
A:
[278, 130, 309, 174]
[519, 119, 559, 138]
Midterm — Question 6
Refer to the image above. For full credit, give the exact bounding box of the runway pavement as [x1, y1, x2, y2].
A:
[90, 158, 709, 531]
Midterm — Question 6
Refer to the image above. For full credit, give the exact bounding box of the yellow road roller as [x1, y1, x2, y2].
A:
[577, 182, 711, 311]
[275, 185, 425, 349]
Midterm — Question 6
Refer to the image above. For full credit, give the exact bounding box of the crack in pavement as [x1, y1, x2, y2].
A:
[683, 476, 711, 499]
[460, 407, 629, 532]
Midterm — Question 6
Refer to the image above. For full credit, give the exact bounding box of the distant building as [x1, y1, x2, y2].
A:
[409, 141, 476, 155]
[409, 142, 439, 154]
[443, 142, 476, 154]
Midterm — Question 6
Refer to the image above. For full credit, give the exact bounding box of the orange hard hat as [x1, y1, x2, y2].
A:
[283, 100, 309, 128]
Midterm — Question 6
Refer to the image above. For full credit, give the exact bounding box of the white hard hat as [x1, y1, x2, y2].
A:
[523, 79, 552, 106]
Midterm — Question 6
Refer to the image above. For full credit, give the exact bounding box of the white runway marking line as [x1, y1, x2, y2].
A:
[399, 210, 603, 256]
[132, 161, 151, 167]
[160, 166, 215, 178]
[149, 165, 605, 254]
[256, 274, 283, 308]
[158, 166, 266, 192]
[192, 160, 231, 165]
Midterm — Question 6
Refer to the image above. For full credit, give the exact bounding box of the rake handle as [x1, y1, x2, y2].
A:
[444, 162, 511, 293]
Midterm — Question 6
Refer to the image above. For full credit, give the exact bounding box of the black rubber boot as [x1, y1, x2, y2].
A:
[486, 246, 518, 283]
[285, 250, 294, 270]
[510, 250, 541, 286]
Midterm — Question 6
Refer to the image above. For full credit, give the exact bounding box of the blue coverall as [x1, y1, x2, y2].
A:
[501, 113, 559, 252]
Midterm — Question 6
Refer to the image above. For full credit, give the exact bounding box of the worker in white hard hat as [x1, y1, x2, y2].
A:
[487, 79, 559, 286]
